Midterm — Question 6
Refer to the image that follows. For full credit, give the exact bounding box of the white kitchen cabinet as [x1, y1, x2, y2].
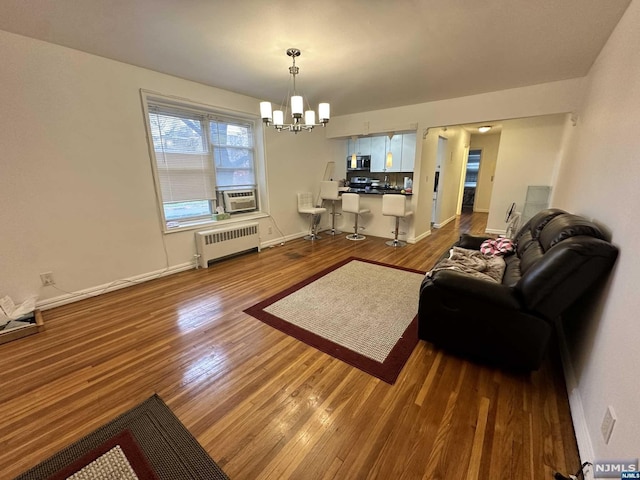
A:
[347, 137, 371, 156]
[347, 138, 354, 155]
[352, 132, 417, 173]
[370, 136, 387, 172]
[401, 133, 416, 172]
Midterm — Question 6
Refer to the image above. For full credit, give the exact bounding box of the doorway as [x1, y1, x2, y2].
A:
[462, 149, 481, 212]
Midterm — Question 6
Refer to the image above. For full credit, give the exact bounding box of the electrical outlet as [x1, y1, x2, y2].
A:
[601, 405, 616, 444]
[268, 226, 273, 234]
[40, 272, 55, 286]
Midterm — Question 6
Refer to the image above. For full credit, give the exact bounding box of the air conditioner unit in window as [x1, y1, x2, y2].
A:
[223, 189, 257, 213]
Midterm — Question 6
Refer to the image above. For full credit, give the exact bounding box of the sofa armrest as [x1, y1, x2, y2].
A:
[428, 270, 522, 310]
[456, 233, 493, 250]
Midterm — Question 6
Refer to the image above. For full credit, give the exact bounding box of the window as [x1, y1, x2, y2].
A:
[144, 96, 258, 230]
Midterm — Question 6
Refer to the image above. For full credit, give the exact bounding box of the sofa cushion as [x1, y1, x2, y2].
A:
[502, 255, 522, 287]
[539, 214, 606, 251]
[516, 231, 536, 256]
[514, 208, 566, 245]
[529, 209, 566, 239]
[519, 242, 545, 275]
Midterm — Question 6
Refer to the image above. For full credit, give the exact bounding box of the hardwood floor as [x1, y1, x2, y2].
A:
[0, 213, 579, 479]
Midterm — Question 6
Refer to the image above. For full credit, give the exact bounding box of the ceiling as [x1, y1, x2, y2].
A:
[0, 0, 631, 116]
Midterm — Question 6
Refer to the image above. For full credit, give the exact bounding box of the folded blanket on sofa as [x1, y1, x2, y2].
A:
[427, 246, 506, 283]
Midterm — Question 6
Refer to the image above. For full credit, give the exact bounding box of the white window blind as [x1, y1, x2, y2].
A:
[149, 108, 216, 203]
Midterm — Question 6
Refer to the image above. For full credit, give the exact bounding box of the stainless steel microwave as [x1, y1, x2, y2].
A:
[347, 155, 371, 171]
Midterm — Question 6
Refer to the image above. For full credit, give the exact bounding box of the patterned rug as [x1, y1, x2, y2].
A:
[16, 395, 228, 480]
[244, 257, 425, 384]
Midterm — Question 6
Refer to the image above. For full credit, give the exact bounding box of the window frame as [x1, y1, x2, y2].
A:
[141, 90, 266, 233]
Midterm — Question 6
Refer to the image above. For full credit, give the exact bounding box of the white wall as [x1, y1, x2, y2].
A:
[433, 127, 469, 227]
[469, 133, 501, 212]
[552, 0, 640, 469]
[486, 114, 568, 233]
[326, 78, 585, 140]
[413, 132, 438, 238]
[0, 30, 342, 306]
[265, 128, 346, 238]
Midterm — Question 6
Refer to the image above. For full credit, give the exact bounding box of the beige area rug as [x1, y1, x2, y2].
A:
[65, 441, 141, 480]
[244, 257, 425, 384]
[16, 395, 228, 480]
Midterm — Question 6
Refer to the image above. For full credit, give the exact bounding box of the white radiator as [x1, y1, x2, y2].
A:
[195, 222, 260, 268]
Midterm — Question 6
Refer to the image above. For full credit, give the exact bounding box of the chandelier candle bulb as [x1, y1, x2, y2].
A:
[305, 110, 316, 126]
[319, 103, 330, 123]
[273, 110, 284, 127]
[291, 96, 303, 117]
[260, 102, 272, 122]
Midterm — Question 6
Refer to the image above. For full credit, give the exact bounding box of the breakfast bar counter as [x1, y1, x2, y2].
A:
[334, 191, 415, 241]
[346, 188, 412, 196]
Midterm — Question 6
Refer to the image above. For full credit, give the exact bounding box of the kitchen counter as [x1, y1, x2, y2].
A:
[347, 188, 412, 195]
[331, 189, 415, 241]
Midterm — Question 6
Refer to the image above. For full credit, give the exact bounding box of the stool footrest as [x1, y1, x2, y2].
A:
[385, 239, 407, 247]
[346, 234, 366, 241]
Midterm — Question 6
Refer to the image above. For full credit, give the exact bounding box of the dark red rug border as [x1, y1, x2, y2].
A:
[46, 429, 159, 480]
[244, 257, 425, 384]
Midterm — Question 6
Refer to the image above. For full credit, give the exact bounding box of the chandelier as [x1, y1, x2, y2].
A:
[260, 48, 330, 133]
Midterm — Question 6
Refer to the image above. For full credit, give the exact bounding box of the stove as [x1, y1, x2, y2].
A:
[349, 176, 372, 189]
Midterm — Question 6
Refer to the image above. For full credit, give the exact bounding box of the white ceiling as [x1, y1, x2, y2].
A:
[0, 0, 631, 116]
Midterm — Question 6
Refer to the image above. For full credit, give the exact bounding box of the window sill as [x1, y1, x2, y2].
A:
[163, 211, 269, 234]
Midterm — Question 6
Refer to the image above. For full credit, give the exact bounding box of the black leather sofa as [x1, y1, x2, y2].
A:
[418, 209, 618, 370]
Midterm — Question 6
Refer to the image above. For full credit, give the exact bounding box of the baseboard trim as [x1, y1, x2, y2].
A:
[409, 229, 432, 244]
[36, 262, 194, 311]
[557, 321, 595, 480]
[433, 215, 456, 229]
[485, 228, 506, 235]
[260, 231, 310, 248]
[473, 208, 489, 213]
